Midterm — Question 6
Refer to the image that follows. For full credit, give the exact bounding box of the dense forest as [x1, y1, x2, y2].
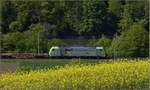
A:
[0, 0, 149, 57]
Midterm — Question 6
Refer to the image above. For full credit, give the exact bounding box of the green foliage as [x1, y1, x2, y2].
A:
[108, 0, 122, 17]
[9, 21, 21, 32]
[96, 35, 111, 56]
[77, 0, 107, 36]
[119, 4, 134, 32]
[96, 35, 111, 48]
[64, 1, 83, 31]
[110, 20, 149, 57]
[1, 0, 16, 33]
[16, 59, 99, 72]
[119, 1, 148, 32]
[24, 23, 48, 53]
[107, 34, 119, 57]
[2, 32, 25, 52]
[2, 24, 48, 53]
[47, 39, 66, 50]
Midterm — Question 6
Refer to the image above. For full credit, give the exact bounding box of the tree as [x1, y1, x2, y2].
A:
[107, 0, 124, 35]
[110, 20, 148, 57]
[47, 39, 66, 51]
[77, 0, 107, 37]
[96, 35, 111, 56]
[9, 21, 21, 32]
[2, 32, 25, 52]
[1, 0, 16, 33]
[108, 0, 122, 17]
[119, 1, 148, 32]
[63, 1, 83, 33]
[24, 23, 48, 53]
[96, 35, 111, 47]
[118, 3, 133, 32]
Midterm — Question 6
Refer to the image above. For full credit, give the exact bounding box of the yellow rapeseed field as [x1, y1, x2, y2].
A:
[0, 60, 149, 90]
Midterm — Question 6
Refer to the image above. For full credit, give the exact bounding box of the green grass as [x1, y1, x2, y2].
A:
[0, 59, 149, 90]
[16, 59, 102, 72]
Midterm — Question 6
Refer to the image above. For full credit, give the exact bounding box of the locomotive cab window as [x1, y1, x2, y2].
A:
[99, 49, 102, 51]
[52, 49, 55, 51]
[97, 49, 103, 51]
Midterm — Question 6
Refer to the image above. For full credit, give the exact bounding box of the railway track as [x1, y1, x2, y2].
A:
[0, 53, 49, 59]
